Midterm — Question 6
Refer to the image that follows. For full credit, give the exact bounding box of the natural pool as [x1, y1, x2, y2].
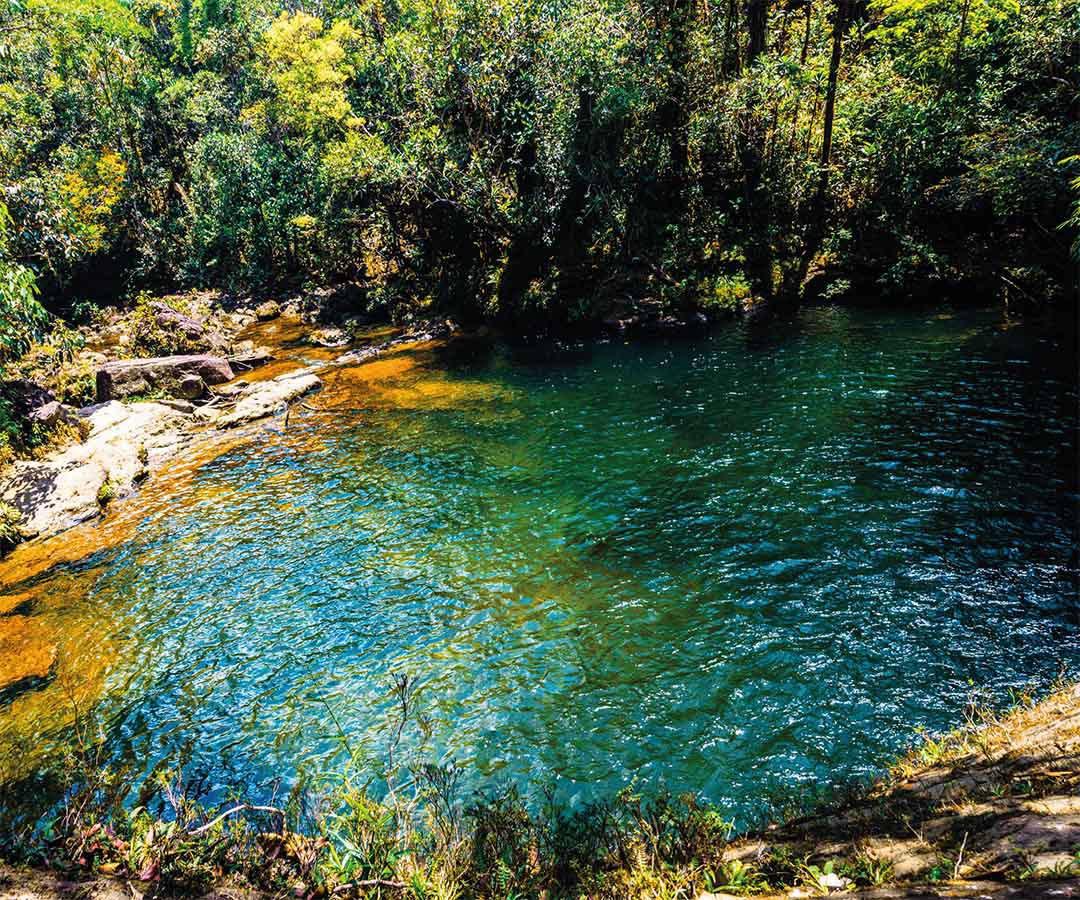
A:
[1, 306, 1078, 821]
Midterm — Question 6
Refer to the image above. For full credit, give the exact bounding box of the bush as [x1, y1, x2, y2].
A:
[0, 502, 23, 556]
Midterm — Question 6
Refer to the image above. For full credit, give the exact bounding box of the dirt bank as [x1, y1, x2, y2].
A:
[714, 681, 1080, 897]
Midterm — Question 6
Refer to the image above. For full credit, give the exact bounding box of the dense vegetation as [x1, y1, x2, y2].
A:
[0, 0, 1076, 333]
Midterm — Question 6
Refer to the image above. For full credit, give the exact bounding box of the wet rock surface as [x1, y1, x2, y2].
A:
[1, 313, 452, 546]
[255, 300, 281, 321]
[214, 372, 322, 428]
[228, 346, 274, 370]
[308, 326, 349, 347]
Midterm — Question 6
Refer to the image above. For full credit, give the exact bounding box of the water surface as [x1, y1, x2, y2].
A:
[1, 306, 1077, 819]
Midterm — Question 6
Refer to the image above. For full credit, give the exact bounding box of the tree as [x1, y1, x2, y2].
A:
[868, 0, 1019, 83]
[179, 0, 194, 67]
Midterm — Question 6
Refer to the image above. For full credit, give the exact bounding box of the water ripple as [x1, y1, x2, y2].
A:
[1, 307, 1077, 819]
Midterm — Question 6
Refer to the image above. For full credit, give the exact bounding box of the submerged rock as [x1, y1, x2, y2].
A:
[335, 319, 455, 365]
[0, 591, 32, 616]
[0, 615, 57, 695]
[96, 355, 234, 402]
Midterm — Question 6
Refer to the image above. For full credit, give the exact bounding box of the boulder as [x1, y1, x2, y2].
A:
[176, 374, 207, 400]
[96, 355, 234, 402]
[309, 326, 349, 348]
[3, 379, 56, 417]
[255, 300, 281, 321]
[26, 400, 75, 429]
[150, 301, 205, 341]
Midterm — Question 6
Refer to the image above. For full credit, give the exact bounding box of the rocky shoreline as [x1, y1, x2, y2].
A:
[0, 291, 455, 551]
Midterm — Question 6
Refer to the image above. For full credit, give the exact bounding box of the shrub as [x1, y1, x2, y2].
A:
[128, 293, 197, 357]
[96, 474, 117, 508]
[0, 502, 22, 556]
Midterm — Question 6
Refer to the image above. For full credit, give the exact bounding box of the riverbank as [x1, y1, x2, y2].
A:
[0, 279, 724, 556]
[0, 293, 462, 700]
[0, 301, 1075, 898]
[0, 681, 1076, 899]
[0, 290, 460, 554]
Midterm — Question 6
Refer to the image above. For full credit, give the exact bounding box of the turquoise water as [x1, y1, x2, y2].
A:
[2, 306, 1078, 818]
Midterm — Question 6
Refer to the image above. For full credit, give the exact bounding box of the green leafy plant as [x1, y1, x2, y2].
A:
[96, 474, 117, 508]
[0, 501, 23, 556]
[0, 202, 47, 365]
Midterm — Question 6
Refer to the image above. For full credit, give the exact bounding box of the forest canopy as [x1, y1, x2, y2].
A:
[0, 0, 1076, 326]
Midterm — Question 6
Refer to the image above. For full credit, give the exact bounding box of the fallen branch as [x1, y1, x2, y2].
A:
[188, 804, 285, 836]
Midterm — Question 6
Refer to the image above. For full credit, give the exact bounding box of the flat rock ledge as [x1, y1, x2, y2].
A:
[213, 372, 322, 428]
[0, 320, 458, 546]
[0, 400, 189, 540]
[1, 373, 323, 546]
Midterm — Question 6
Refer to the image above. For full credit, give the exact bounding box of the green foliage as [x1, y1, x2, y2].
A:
[96, 473, 117, 507]
[0, 0, 1073, 318]
[262, 13, 359, 143]
[0, 501, 23, 556]
[869, 0, 1019, 80]
[0, 202, 47, 364]
[1061, 155, 1080, 261]
[127, 292, 195, 356]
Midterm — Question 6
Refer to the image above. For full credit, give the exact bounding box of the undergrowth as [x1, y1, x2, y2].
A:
[0, 677, 1076, 898]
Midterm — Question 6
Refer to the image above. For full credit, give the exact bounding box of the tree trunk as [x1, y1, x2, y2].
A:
[819, 0, 847, 174]
[746, 0, 767, 62]
[951, 0, 973, 89]
[742, 0, 771, 302]
[782, 0, 848, 302]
